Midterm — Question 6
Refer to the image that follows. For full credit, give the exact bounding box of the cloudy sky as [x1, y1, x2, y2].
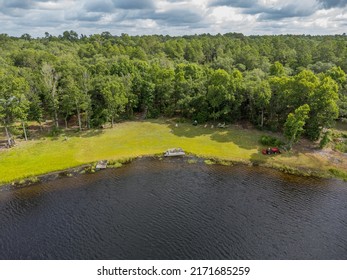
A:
[0, 0, 347, 37]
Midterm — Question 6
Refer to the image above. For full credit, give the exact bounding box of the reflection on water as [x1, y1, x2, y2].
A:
[0, 158, 347, 260]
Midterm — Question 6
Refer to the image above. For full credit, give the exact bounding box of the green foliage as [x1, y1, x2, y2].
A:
[48, 126, 62, 136]
[329, 168, 347, 181]
[270, 61, 285, 76]
[306, 76, 339, 140]
[8, 125, 22, 136]
[84, 164, 96, 174]
[107, 160, 123, 168]
[335, 142, 347, 153]
[28, 177, 40, 184]
[100, 76, 128, 126]
[326, 66, 347, 87]
[319, 130, 332, 149]
[284, 104, 310, 148]
[259, 135, 284, 147]
[0, 33, 346, 146]
[204, 159, 215, 165]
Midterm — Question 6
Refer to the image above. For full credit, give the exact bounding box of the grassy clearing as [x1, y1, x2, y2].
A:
[1, 119, 347, 184]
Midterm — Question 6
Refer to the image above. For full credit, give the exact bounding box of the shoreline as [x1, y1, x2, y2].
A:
[1, 121, 347, 187]
[1, 153, 345, 190]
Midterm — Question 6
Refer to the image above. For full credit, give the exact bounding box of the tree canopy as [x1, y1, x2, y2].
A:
[1, 32, 346, 145]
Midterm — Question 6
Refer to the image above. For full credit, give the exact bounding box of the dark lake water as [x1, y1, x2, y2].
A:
[1, 158, 347, 260]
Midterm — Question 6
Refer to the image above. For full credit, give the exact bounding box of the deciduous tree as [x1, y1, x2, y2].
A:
[284, 104, 310, 149]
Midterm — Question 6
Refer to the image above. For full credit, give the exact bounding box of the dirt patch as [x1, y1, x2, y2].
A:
[313, 148, 347, 166]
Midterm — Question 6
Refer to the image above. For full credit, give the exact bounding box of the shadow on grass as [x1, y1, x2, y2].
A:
[144, 120, 286, 158]
[210, 128, 263, 150]
[142, 118, 211, 138]
[38, 128, 105, 141]
[249, 149, 269, 165]
[276, 150, 298, 158]
[164, 120, 267, 153]
[168, 124, 213, 138]
[78, 129, 104, 138]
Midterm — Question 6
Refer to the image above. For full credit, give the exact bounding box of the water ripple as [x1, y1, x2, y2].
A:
[0, 158, 347, 259]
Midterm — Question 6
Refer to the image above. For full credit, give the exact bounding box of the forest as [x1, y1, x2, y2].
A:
[1, 31, 347, 148]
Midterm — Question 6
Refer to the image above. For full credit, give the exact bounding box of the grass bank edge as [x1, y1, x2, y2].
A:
[1, 120, 347, 185]
[2, 154, 347, 188]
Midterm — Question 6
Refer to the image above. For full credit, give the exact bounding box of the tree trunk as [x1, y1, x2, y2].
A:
[261, 109, 264, 128]
[54, 109, 59, 128]
[87, 116, 91, 129]
[4, 125, 11, 147]
[52, 76, 59, 128]
[85, 111, 90, 129]
[288, 133, 296, 150]
[143, 106, 148, 120]
[22, 122, 28, 141]
[75, 99, 82, 131]
[38, 121, 43, 131]
[64, 116, 68, 129]
[111, 116, 114, 128]
[77, 108, 82, 131]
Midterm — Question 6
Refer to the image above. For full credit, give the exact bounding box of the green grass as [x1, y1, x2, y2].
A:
[329, 168, 347, 181]
[0, 120, 347, 184]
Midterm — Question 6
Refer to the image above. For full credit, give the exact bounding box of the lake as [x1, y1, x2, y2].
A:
[0, 158, 347, 259]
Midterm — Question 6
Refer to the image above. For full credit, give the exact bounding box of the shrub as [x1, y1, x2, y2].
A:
[335, 142, 347, 153]
[259, 135, 284, 147]
[217, 160, 231, 166]
[17, 179, 27, 185]
[319, 131, 332, 149]
[28, 177, 39, 183]
[118, 157, 134, 164]
[108, 160, 123, 168]
[329, 168, 347, 181]
[48, 126, 62, 137]
[194, 111, 209, 123]
[108, 157, 134, 168]
[204, 159, 215, 165]
[84, 164, 96, 173]
[9, 126, 22, 136]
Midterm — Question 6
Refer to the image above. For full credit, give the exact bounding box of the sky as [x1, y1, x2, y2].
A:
[0, 0, 347, 37]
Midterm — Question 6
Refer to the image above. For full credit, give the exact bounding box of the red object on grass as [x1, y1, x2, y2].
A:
[262, 147, 281, 155]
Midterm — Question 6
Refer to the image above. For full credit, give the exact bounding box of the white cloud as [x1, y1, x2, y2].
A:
[0, 0, 346, 36]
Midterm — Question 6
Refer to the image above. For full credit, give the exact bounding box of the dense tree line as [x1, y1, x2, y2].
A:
[1, 32, 347, 147]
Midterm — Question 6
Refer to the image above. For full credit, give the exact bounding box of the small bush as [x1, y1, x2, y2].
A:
[329, 168, 347, 181]
[319, 131, 332, 149]
[217, 160, 231, 166]
[28, 177, 39, 183]
[49, 127, 62, 137]
[9, 126, 22, 136]
[259, 135, 284, 147]
[204, 159, 215, 165]
[108, 160, 123, 168]
[108, 157, 134, 168]
[18, 179, 26, 185]
[84, 164, 96, 173]
[118, 157, 134, 164]
[335, 142, 347, 153]
[194, 111, 209, 123]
